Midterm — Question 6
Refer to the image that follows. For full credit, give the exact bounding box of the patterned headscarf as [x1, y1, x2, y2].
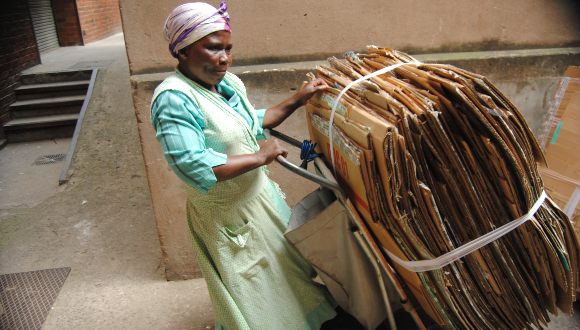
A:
[164, 1, 231, 58]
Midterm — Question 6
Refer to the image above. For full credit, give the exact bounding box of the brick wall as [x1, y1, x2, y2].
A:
[53, 0, 83, 46]
[76, 0, 122, 44]
[0, 1, 41, 137]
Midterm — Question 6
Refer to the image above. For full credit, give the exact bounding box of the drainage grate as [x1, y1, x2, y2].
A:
[0, 267, 71, 330]
[32, 154, 66, 166]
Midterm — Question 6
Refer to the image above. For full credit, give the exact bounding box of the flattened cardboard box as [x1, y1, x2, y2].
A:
[541, 66, 580, 238]
[306, 99, 447, 325]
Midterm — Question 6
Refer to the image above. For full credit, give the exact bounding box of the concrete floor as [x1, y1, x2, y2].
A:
[1, 33, 214, 330]
[0, 138, 69, 209]
[1, 33, 578, 330]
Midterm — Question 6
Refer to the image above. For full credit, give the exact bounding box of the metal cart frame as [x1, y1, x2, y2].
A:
[267, 129, 426, 330]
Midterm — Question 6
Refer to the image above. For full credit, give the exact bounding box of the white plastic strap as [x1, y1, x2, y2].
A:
[328, 61, 421, 173]
[563, 188, 579, 220]
[538, 166, 580, 219]
[384, 191, 547, 272]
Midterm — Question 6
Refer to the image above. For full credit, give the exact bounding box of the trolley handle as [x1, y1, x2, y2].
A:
[264, 129, 343, 196]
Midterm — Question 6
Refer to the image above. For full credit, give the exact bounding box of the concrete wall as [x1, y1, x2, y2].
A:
[120, 0, 580, 75]
[0, 1, 41, 138]
[129, 48, 579, 280]
[77, 0, 122, 43]
[120, 0, 580, 279]
[130, 78, 202, 280]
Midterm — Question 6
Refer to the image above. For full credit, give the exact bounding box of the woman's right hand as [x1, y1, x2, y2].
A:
[214, 138, 287, 181]
[257, 138, 288, 165]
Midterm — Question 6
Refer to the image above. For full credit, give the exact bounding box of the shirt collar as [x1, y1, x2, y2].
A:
[216, 80, 236, 101]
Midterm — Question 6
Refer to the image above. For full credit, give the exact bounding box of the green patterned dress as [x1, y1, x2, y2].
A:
[151, 70, 336, 330]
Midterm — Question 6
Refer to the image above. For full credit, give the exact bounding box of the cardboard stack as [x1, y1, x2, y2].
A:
[305, 47, 579, 329]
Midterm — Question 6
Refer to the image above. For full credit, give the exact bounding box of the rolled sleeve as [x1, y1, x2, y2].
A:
[151, 91, 227, 192]
[255, 108, 267, 140]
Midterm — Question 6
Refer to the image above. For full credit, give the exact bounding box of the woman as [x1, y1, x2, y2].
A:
[151, 2, 340, 329]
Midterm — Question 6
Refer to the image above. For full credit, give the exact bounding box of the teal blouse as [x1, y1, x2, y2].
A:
[151, 80, 266, 192]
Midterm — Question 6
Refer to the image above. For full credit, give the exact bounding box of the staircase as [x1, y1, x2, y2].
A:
[2, 70, 93, 143]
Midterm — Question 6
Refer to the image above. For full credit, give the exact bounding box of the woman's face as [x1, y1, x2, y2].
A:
[178, 30, 233, 91]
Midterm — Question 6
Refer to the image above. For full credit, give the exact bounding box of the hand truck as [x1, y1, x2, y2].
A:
[266, 129, 426, 330]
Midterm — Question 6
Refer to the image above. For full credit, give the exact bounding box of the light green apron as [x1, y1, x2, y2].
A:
[152, 71, 336, 330]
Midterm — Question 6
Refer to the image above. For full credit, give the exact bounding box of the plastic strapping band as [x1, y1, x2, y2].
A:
[328, 60, 421, 173]
[538, 166, 580, 187]
[384, 191, 547, 272]
[563, 188, 579, 219]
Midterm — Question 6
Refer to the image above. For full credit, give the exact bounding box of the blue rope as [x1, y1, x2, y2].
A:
[299, 140, 320, 169]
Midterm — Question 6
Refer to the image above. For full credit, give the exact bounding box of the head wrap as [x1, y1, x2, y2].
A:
[164, 1, 231, 58]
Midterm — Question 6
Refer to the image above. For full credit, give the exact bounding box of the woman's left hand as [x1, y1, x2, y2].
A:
[294, 78, 329, 106]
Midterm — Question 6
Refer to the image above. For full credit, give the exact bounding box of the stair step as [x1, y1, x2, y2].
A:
[16, 80, 90, 91]
[10, 105, 82, 119]
[2, 69, 94, 144]
[15, 80, 90, 100]
[20, 69, 93, 85]
[4, 114, 79, 142]
[10, 95, 85, 109]
[9, 95, 84, 118]
[4, 113, 79, 129]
